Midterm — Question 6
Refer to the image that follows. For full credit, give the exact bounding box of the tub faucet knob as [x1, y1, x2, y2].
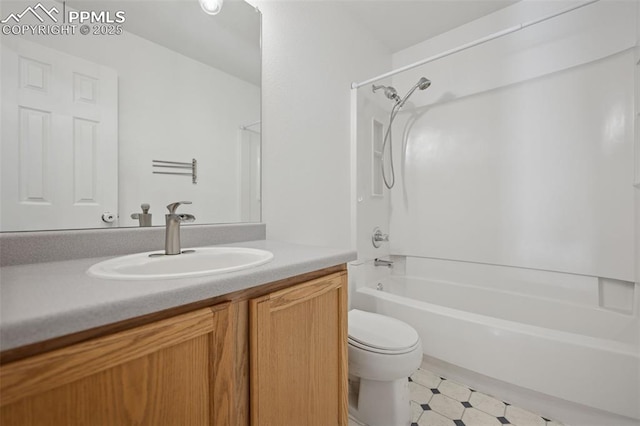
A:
[372, 227, 389, 248]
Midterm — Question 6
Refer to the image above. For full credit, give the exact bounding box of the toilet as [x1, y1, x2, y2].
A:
[348, 309, 423, 426]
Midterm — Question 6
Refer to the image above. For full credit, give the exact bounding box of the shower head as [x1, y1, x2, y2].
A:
[398, 76, 431, 107]
[372, 84, 401, 103]
[416, 77, 431, 90]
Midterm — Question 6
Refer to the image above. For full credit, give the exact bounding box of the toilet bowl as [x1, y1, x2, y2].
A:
[348, 309, 423, 426]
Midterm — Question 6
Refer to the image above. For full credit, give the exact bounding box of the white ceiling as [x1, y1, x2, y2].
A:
[64, 0, 517, 85]
[67, 0, 261, 85]
[341, 0, 518, 53]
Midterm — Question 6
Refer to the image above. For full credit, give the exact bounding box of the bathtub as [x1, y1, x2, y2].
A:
[350, 258, 640, 422]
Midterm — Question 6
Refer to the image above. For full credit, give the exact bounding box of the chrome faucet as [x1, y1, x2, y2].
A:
[165, 201, 196, 255]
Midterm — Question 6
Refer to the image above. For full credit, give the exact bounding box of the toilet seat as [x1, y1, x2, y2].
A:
[348, 309, 419, 355]
[348, 337, 421, 355]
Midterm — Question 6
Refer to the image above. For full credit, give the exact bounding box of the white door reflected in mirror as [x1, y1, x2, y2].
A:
[1, 38, 118, 231]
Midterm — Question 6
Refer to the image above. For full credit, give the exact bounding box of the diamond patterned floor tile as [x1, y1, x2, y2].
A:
[429, 394, 465, 420]
[505, 405, 546, 426]
[350, 368, 566, 425]
[349, 369, 563, 426]
[469, 391, 507, 417]
[411, 401, 424, 422]
[439, 379, 472, 402]
[462, 407, 503, 426]
[411, 368, 443, 388]
[418, 410, 457, 426]
[405, 368, 564, 426]
[410, 381, 434, 404]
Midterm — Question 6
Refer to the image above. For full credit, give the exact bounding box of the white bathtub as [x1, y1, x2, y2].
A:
[351, 259, 640, 422]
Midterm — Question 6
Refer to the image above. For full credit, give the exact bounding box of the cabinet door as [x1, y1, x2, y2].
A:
[250, 272, 348, 426]
[1, 304, 231, 426]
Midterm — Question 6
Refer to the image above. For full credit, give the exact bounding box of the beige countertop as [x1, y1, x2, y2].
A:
[0, 239, 355, 351]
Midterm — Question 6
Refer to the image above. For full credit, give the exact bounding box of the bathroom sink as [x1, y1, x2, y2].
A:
[87, 247, 274, 280]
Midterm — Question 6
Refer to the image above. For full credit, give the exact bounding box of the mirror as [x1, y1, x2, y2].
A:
[0, 0, 261, 232]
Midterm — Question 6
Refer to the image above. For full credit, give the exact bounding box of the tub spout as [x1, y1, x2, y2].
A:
[374, 258, 393, 268]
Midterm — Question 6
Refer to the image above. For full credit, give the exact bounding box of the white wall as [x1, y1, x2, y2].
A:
[635, 1, 640, 309]
[239, 127, 261, 222]
[386, 1, 638, 282]
[19, 25, 260, 227]
[257, 0, 390, 249]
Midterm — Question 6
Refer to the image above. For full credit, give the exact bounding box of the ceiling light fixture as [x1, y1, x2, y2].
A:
[199, 0, 223, 15]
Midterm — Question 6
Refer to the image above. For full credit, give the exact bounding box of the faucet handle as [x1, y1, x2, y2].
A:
[166, 201, 192, 214]
[372, 227, 389, 248]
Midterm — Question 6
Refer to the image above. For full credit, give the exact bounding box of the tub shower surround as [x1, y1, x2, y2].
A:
[352, 1, 639, 425]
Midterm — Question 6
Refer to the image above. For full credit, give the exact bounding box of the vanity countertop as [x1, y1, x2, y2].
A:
[0, 240, 356, 351]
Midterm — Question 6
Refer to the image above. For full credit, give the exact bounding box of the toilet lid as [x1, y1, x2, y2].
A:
[348, 309, 419, 352]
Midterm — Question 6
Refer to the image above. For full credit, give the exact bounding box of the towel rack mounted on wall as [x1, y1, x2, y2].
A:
[152, 159, 197, 184]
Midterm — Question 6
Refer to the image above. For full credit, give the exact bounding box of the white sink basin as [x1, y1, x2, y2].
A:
[87, 247, 274, 280]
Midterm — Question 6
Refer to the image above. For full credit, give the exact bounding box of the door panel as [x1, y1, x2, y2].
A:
[1, 37, 118, 231]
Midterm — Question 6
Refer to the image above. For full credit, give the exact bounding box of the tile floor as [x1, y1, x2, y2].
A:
[349, 368, 565, 426]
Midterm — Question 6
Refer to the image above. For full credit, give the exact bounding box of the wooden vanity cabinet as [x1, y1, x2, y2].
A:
[0, 266, 348, 426]
[0, 303, 233, 426]
[250, 271, 348, 426]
